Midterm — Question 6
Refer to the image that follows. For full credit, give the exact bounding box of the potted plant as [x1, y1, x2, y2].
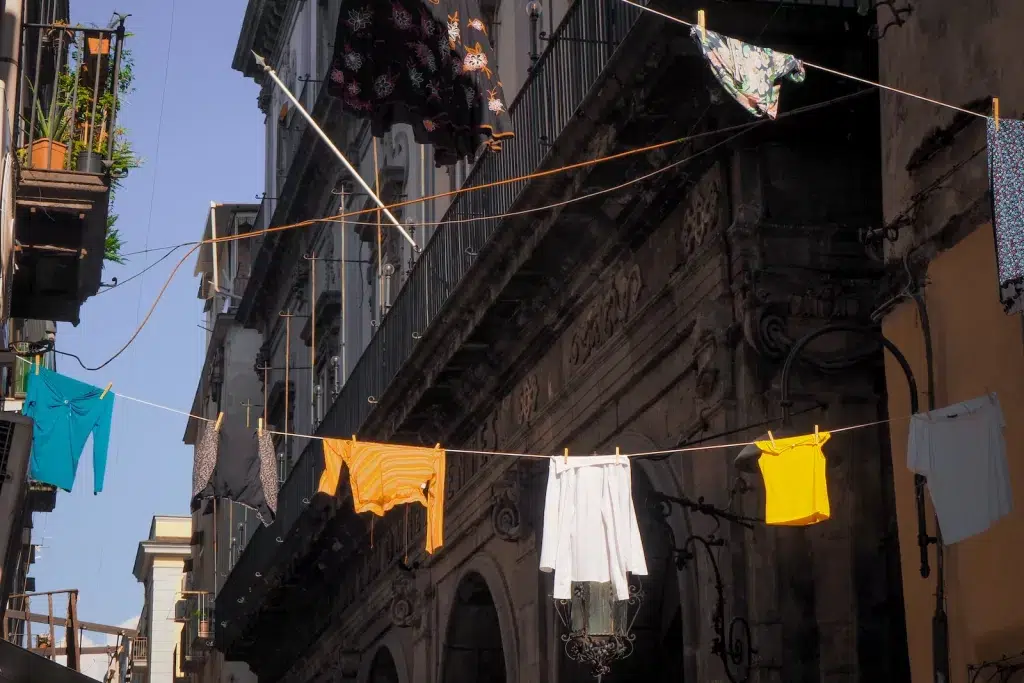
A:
[84, 30, 110, 57]
[193, 606, 211, 639]
[21, 86, 71, 170]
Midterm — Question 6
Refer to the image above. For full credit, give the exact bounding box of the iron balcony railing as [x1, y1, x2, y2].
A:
[180, 591, 213, 667]
[10, 343, 54, 398]
[216, 0, 646, 618]
[17, 18, 127, 172]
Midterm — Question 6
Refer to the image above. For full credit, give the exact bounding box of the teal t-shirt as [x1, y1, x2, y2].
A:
[23, 367, 114, 494]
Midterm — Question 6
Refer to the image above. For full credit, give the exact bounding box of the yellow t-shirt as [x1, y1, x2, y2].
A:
[755, 432, 831, 526]
[317, 438, 447, 553]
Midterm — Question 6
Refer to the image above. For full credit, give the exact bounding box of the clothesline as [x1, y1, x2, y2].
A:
[13, 355, 215, 422]
[265, 413, 910, 460]
[618, 0, 994, 122]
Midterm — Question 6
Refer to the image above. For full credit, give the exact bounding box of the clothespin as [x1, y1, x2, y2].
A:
[993, 97, 1000, 131]
[99, 383, 112, 400]
[215, 412, 224, 432]
[352, 434, 357, 445]
[814, 424, 819, 444]
[767, 430, 777, 448]
[615, 446, 621, 464]
[697, 9, 706, 39]
[563, 447, 569, 465]
[258, 418, 263, 437]
[434, 442, 441, 451]
[34, 355, 40, 375]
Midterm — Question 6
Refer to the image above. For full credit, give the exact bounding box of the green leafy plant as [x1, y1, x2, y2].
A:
[56, 33, 141, 266]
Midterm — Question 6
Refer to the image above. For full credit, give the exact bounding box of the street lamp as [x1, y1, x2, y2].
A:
[554, 581, 642, 680]
[526, 0, 542, 67]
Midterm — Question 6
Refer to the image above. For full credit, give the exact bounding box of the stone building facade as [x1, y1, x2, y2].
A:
[214, 2, 913, 683]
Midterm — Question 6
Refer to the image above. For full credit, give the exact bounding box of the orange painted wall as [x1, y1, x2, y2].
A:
[882, 223, 1024, 682]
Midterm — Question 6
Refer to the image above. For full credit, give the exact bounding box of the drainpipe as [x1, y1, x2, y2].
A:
[0, 0, 21, 130]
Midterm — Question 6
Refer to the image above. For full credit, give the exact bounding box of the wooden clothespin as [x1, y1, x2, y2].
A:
[767, 430, 777, 448]
[215, 412, 224, 432]
[352, 433, 357, 445]
[563, 447, 569, 465]
[993, 97, 1000, 131]
[99, 383, 112, 400]
[697, 9, 706, 39]
[257, 417, 263, 437]
[615, 446, 621, 464]
[34, 355, 40, 375]
[814, 424, 820, 444]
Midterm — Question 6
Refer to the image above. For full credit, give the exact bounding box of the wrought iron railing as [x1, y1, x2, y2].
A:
[17, 18, 127, 172]
[216, 0, 645, 622]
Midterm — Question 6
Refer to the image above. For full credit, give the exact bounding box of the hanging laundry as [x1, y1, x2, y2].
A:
[908, 393, 1011, 544]
[325, 0, 514, 167]
[317, 438, 446, 553]
[987, 118, 1024, 314]
[755, 432, 831, 526]
[191, 420, 278, 526]
[691, 27, 805, 119]
[23, 367, 114, 494]
[539, 456, 648, 601]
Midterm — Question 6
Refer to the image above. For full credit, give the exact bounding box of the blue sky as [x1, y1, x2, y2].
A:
[30, 0, 263, 644]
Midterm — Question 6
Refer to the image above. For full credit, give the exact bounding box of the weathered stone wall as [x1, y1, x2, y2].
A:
[278, 116, 906, 683]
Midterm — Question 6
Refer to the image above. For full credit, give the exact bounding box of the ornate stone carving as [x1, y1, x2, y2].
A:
[516, 374, 539, 425]
[491, 464, 524, 542]
[679, 164, 723, 264]
[390, 568, 422, 629]
[568, 263, 643, 368]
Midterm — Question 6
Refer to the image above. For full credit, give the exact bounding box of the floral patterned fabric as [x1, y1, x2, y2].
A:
[987, 118, 1024, 315]
[327, 0, 513, 167]
[691, 27, 805, 119]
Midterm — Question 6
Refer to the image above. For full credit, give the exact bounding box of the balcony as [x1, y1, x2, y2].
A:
[11, 19, 128, 325]
[130, 636, 148, 666]
[178, 591, 213, 671]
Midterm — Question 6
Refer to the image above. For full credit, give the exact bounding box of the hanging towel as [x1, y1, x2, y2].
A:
[987, 118, 1024, 314]
[691, 27, 805, 119]
[318, 438, 446, 553]
[908, 393, 1011, 544]
[755, 432, 831, 526]
[191, 420, 278, 526]
[539, 455, 648, 601]
[23, 367, 114, 494]
[325, 0, 513, 166]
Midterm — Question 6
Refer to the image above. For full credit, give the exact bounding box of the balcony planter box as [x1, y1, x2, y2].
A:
[27, 139, 67, 170]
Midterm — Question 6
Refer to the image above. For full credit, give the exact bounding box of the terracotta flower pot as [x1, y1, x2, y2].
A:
[28, 139, 68, 170]
[86, 36, 110, 56]
[197, 619, 210, 639]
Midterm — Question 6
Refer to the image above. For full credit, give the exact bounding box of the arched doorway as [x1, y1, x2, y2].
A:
[367, 647, 400, 683]
[442, 572, 507, 683]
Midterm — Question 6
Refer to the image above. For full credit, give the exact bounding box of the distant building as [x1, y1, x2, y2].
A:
[131, 516, 192, 683]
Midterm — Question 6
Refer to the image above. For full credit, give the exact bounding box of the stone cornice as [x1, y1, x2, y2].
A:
[232, 0, 301, 81]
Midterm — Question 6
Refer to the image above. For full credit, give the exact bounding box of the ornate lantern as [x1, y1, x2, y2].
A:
[555, 581, 642, 680]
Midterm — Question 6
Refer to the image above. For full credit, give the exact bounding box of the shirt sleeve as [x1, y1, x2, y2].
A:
[425, 449, 446, 554]
[538, 458, 559, 573]
[91, 394, 115, 494]
[318, 439, 346, 496]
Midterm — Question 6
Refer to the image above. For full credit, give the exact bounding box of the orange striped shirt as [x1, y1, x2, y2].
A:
[317, 438, 446, 553]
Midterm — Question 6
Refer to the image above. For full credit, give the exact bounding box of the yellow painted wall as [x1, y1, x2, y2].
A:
[883, 223, 1024, 682]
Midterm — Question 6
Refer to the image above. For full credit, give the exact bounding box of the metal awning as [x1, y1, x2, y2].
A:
[0, 639, 99, 683]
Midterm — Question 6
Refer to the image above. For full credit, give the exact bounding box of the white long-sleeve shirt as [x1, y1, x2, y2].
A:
[539, 455, 648, 600]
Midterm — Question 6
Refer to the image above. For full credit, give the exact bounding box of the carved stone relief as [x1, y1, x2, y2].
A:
[491, 463, 525, 542]
[678, 163, 723, 265]
[390, 568, 422, 629]
[568, 262, 643, 368]
[516, 374, 539, 425]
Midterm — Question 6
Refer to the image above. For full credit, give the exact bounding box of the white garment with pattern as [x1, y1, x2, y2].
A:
[539, 455, 648, 600]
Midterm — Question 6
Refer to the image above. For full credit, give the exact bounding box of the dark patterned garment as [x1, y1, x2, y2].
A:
[692, 27, 805, 119]
[988, 118, 1024, 314]
[327, 0, 513, 166]
[191, 420, 278, 526]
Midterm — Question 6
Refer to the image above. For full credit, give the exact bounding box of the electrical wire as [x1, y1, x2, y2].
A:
[61, 88, 876, 371]
[618, 0, 993, 121]
[96, 243, 189, 294]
